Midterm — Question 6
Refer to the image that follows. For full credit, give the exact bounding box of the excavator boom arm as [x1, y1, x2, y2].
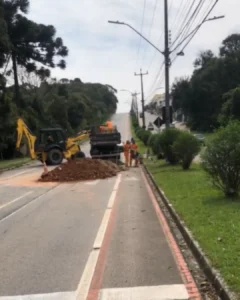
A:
[16, 118, 37, 159]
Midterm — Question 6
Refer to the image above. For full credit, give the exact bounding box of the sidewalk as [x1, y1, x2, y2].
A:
[87, 167, 200, 300]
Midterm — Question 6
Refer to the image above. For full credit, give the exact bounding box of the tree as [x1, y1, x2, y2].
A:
[2, 0, 68, 106]
[193, 50, 216, 70]
[220, 34, 240, 58]
[171, 33, 240, 132]
[219, 86, 240, 125]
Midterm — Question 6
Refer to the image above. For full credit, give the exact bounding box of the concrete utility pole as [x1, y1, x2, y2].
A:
[164, 0, 170, 128]
[134, 69, 148, 129]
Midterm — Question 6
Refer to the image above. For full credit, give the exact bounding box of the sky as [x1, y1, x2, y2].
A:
[27, 0, 239, 113]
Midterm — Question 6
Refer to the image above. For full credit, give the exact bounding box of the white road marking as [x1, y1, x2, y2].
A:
[124, 176, 139, 181]
[84, 180, 100, 185]
[107, 190, 117, 209]
[76, 173, 122, 300]
[0, 291, 75, 300]
[99, 284, 189, 300]
[93, 209, 111, 250]
[75, 250, 99, 300]
[0, 191, 33, 210]
[0, 185, 60, 224]
[113, 174, 122, 191]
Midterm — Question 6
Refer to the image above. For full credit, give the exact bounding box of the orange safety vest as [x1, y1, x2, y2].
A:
[106, 121, 113, 129]
[123, 143, 130, 153]
[131, 143, 138, 152]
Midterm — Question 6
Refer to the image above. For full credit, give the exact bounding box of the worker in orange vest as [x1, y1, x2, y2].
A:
[123, 140, 130, 167]
[130, 139, 139, 167]
[106, 120, 113, 129]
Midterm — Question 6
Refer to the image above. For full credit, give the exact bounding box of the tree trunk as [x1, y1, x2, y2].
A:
[12, 51, 20, 107]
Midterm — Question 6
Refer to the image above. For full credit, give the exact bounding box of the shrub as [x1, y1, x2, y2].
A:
[148, 133, 164, 159]
[141, 130, 152, 145]
[158, 128, 181, 164]
[201, 121, 240, 197]
[136, 128, 145, 140]
[173, 132, 200, 170]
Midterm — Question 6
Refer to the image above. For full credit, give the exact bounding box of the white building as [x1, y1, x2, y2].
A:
[150, 93, 172, 108]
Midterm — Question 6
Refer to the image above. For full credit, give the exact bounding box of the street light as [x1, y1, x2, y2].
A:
[108, 21, 164, 55]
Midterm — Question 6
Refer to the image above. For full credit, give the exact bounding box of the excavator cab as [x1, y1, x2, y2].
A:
[35, 128, 67, 165]
[37, 128, 67, 150]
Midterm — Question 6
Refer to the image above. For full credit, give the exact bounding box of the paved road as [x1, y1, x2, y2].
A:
[0, 113, 198, 300]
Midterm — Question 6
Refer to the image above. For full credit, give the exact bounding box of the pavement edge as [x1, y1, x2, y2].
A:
[141, 163, 236, 300]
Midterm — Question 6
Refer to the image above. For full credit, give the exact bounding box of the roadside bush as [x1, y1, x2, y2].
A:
[158, 128, 181, 164]
[136, 128, 145, 140]
[148, 133, 164, 159]
[201, 121, 240, 197]
[173, 132, 200, 170]
[141, 130, 152, 145]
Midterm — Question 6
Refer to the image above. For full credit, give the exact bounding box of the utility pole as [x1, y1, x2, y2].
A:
[134, 69, 148, 129]
[164, 0, 170, 128]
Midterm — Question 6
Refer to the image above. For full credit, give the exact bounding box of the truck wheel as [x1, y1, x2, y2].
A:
[47, 149, 63, 165]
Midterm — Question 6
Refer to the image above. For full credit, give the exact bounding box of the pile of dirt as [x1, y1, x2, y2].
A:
[39, 158, 126, 182]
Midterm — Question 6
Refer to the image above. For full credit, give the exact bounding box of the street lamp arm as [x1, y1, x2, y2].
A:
[108, 20, 164, 55]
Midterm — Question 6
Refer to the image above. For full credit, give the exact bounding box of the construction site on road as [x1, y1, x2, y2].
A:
[39, 158, 127, 182]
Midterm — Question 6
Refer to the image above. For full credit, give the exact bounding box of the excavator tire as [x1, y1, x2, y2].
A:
[75, 151, 85, 159]
[47, 148, 63, 165]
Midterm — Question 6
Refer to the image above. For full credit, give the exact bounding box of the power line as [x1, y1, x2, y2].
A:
[176, 0, 212, 50]
[171, 0, 196, 47]
[169, 0, 186, 32]
[171, 0, 209, 53]
[141, 0, 158, 65]
[171, 0, 206, 49]
[171, 0, 220, 64]
[135, 0, 147, 68]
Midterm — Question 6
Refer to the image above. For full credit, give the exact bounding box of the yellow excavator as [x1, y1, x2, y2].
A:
[16, 118, 89, 165]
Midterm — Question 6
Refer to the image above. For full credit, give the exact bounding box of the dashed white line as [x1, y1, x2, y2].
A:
[107, 190, 117, 209]
[75, 173, 122, 300]
[75, 250, 100, 300]
[93, 209, 111, 250]
[0, 191, 33, 210]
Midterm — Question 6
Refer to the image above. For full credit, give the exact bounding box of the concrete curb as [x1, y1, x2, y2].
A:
[142, 163, 236, 300]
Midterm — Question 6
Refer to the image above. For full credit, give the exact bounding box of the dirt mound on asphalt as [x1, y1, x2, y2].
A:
[39, 158, 126, 182]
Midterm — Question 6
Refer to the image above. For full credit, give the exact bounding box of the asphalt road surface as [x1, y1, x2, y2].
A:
[0, 113, 198, 300]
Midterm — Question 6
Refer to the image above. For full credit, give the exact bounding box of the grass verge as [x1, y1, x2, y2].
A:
[130, 120, 147, 153]
[0, 157, 32, 170]
[145, 160, 240, 295]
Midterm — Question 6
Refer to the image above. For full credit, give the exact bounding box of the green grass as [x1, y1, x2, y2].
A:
[0, 157, 32, 170]
[146, 160, 240, 295]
